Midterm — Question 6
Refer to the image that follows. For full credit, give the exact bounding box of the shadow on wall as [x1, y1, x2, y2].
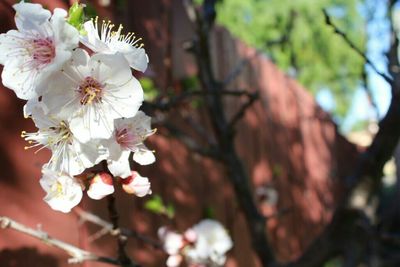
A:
[0, 247, 59, 267]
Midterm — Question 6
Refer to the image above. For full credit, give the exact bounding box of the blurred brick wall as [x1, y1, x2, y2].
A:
[0, 0, 359, 267]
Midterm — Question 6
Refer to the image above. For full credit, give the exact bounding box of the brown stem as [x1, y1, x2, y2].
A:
[0, 216, 127, 266]
[102, 161, 139, 267]
[106, 194, 133, 267]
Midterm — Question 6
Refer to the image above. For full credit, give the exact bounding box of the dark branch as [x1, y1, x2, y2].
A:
[323, 9, 393, 84]
[281, 5, 400, 267]
[142, 89, 256, 113]
[160, 122, 222, 160]
[361, 69, 380, 119]
[223, 53, 261, 85]
[75, 208, 163, 250]
[106, 194, 137, 267]
[190, 7, 277, 267]
[386, 1, 400, 93]
[102, 162, 139, 267]
[228, 91, 259, 130]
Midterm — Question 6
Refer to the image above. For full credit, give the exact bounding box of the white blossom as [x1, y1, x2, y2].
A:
[87, 172, 115, 200]
[104, 111, 155, 178]
[159, 220, 233, 267]
[39, 169, 83, 213]
[22, 105, 102, 176]
[158, 227, 185, 267]
[41, 48, 144, 143]
[81, 17, 148, 72]
[166, 255, 184, 267]
[121, 171, 152, 197]
[186, 219, 233, 267]
[0, 2, 79, 99]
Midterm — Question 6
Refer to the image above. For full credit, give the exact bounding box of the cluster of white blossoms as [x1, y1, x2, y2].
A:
[0, 2, 154, 213]
[158, 219, 233, 267]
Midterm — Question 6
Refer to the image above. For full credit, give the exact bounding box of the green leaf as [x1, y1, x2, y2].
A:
[144, 195, 164, 214]
[204, 206, 215, 219]
[140, 78, 159, 101]
[67, 2, 85, 33]
[193, 0, 204, 6]
[144, 195, 176, 219]
[166, 204, 175, 219]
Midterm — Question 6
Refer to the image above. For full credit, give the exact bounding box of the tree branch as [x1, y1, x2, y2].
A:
[386, 1, 400, 93]
[101, 161, 139, 267]
[107, 194, 136, 267]
[189, 6, 277, 266]
[0, 216, 135, 266]
[228, 91, 259, 130]
[323, 9, 393, 84]
[281, 5, 400, 267]
[142, 89, 256, 113]
[75, 208, 162, 250]
[160, 122, 222, 160]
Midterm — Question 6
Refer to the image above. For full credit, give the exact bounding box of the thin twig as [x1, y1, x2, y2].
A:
[189, 5, 277, 266]
[223, 53, 260, 85]
[228, 91, 259, 130]
[75, 208, 163, 250]
[0, 216, 131, 266]
[160, 122, 222, 160]
[323, 9, 393, 84]
[142, 89, 256, 113]
[182, 114, 215, 144]
[102, 161, 139, 267]
[107, 194, 135, 267]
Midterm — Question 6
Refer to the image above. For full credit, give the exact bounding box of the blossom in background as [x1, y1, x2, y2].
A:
[159, 220, 233, 267]
[81, 17, 148, 72]
[121, 171, 152, 197]
[87, 172, 115, 200]
[187, 219, 233, 267]
[40, 169, 83, 213]
[158, 227, 185, 267]
[104, 111, 156, 178]
[0, 2, 78, 99]
[41, 48, 144, 143]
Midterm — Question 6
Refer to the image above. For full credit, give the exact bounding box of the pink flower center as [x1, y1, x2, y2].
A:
[78, 77, 104, 105]
[31, 38, 55, 66]
[115, 127, 139, 150]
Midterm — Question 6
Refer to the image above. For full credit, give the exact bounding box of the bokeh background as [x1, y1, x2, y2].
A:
[0, 0, 399, 267]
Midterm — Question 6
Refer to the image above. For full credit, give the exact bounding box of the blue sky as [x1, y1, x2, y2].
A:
[316, 1, 393, 133]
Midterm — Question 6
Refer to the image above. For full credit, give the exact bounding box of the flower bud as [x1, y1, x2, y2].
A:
[183, 228, 197, 244]
[166, 255, 183, 267]
[87, 172, 114, 200]
[121, 171, 151, 197]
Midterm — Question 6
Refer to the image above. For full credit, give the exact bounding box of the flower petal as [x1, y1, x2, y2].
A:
[133, 149, 155, 165]
[107, 150, 131, 178]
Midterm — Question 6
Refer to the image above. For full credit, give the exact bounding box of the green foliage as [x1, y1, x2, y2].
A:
[203, 206, 215, 219]
[180, 76, 204, 108]
[323, 258, 343, 267]
[67, 2, 85, 33]
[216, 0, 366, 118]
[144, 195, 175, 219]
[83, 3, 98, 20]
[140, 78, 160, 101]
[349, 119, 369, 132]
[193, 0, 205, 6]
